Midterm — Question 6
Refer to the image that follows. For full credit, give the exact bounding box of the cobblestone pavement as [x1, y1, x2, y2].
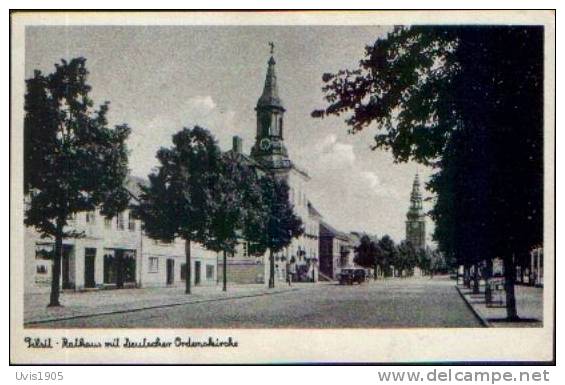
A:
[26, 276, 482, 328]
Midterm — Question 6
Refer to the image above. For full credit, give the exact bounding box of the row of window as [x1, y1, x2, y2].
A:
[70, 211, 137, 232]
[147, 257, 214, 280]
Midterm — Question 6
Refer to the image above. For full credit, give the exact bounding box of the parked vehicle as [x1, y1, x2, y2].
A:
[338, 268, 366, 285]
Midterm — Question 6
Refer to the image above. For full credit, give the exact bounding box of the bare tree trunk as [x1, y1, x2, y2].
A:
[184, 238, 191, 294]
[504, 254, 519, 320]
[222, 250, 227, 292]
[484, 258, 493, 304]
[472, 262, 480, 294]
[48, 221, 63, 307]
[268, 249, 275, 288]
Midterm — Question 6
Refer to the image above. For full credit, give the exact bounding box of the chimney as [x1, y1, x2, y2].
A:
[233, 136, 242, 154]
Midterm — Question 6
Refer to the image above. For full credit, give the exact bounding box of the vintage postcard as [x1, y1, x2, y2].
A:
[10, 10, 555, 364]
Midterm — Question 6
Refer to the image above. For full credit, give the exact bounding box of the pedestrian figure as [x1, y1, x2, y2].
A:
[286, 261, 292, 286]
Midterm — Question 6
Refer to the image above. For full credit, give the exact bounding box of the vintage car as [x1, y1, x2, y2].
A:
[338, 268, 366, 285]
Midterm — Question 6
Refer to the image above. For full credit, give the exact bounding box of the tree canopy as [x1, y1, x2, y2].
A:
[136, 126, 222, 294]
[24, 57, 131, 306]
[313, 26, 544, 318]
[138, 126, 222, 243]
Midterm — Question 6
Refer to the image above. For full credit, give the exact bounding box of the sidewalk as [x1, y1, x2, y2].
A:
[24, 283, 310, 325]
[456, 283, 543, 328]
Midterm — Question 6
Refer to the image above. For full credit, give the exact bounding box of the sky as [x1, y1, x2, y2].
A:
[25, 25, 434, 243]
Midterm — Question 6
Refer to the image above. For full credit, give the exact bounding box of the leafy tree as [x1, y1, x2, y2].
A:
[354, 235, 382, 279]
[416, 247, 431, 276]
[137, 126, 222, 294]
[24, 58, 131, 306]
[313, 26, 543, 320]
[257, 176, 304, 288]
[205, 152, 266, 291]
[397, 241, 417, 277]
[377, 235, 397, 277]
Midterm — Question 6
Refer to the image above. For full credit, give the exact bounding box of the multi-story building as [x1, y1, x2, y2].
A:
[25, 46, 322, 292]
[25, 176, 218, 294]
[219, 46, 323, 284]
[318, 221, 354, 280]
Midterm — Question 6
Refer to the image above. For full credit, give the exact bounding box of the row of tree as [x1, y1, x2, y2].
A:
[313, 26, 543, 320]
[136, 126, 304, 294]
[354, 235, 447, 278]
[24, 58, 303, 308]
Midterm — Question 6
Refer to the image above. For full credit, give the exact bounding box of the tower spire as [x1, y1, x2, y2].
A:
[257, 43, 284, 109]
[250, 42, 289, 170]
[411, 172, 422, 202]
[406, 173, 426, 249]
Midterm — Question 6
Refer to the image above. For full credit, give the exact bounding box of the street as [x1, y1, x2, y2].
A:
[27, 277, 482, 328]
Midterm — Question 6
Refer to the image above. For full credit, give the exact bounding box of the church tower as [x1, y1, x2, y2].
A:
[406, 173, 426, 249]
[250, 43, 291, 171]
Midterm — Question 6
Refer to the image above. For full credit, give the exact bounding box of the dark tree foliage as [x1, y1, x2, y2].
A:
[396, 241, 418, 276]
[24, 58, 131, 306]
[313, 26, 543, 319]
[377, 235, 397, 277]
[205, 152, 267, 291]
[257, 176, 304, 288]
[354, 235, 382, 279]
[137, 126, 222, 294]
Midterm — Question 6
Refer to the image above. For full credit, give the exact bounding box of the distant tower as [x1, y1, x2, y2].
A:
[406, 173, 426, 249]
[250, 43, 291, 171]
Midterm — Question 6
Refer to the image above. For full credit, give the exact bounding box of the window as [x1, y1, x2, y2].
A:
[35, 243, 53, 260]
[117, 212, 125, 230]
[85, 211, 96, 224]
[242, 242, 248, 257]
[128, 212, 136, 231]
[180, 263, 187, 281]
[104, 217, 112, 229]
[148, 257, 159, 273]
[36, 265, 47, 274]
[206, 265, 214, 280]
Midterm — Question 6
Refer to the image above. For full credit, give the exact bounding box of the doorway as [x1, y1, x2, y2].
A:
[194, 261, 201, 286]
[166, 259, 175, 285]
[84, 248, 96, 288]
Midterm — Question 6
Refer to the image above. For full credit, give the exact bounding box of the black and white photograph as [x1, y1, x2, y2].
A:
[9, 10, 555, 364]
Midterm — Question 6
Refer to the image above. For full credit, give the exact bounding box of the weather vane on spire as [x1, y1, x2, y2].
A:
[269, 41, 275, 55]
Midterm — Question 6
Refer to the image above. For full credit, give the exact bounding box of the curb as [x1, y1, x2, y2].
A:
[455, 285, 491, 327]
[25, 287, 301, 326]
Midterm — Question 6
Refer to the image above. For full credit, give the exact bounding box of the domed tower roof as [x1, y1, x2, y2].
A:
[257, 43, 284, 110]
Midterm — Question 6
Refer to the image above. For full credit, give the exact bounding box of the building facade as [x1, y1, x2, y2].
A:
[318, 221, 354, 280]
[25, 177, 218, 294]
[237, 47, 322, 283]
[405, 173, 426, 250]
[25, 46, 321, 292]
